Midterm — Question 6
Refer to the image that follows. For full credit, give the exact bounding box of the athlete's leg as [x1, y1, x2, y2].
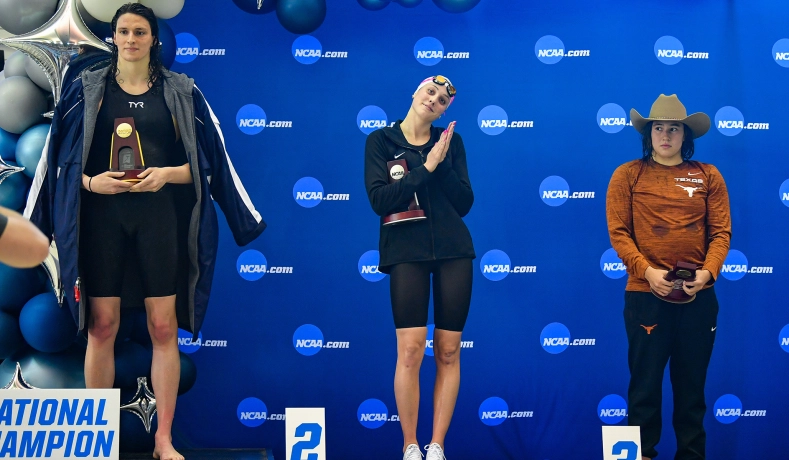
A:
[85, 297, 121, 388]
[624, 292, 675, 460]
[390, 262, 432, 452]
[670, 288, 718, 460]
[82, 194, 125, 389]
[146, 295, 183, 460]
[430, 257, 472, 450]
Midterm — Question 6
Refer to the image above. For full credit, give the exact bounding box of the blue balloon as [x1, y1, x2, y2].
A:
[0, 311, 24, 360]
[0, 262, 44, 314]
[357, 0, 390, 10]
[178, 352, 197, 395]
[277, 0, 326, 34]
[0, 345, 85, 388]
[19, 292, 78, 353]
[432, 0, 480, 13]
[114, 340, 152, 389]
[15, 124, 49, 178]
[0, 163, 30, 210]
[395, 0, 422, 6]
[0, 127, 19, 161]
[157, 19, 176, 69]
[233, 0, 278, 14]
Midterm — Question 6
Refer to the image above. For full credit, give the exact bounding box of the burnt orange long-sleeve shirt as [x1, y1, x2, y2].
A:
[606, 158, 732, 292]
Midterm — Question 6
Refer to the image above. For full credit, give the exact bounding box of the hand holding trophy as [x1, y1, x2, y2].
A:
[650, 262, 698, 304]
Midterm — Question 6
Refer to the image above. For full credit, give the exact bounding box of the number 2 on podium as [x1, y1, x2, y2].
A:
[290, 423, 323, 460]
[612, 440, 638, 460]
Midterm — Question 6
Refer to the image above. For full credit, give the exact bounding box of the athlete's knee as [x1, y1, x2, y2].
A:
[88, 313, 119, 343]
[148, 316, 177, 344]
[434, 340, 460, 367]
[398, 340, 426, 366]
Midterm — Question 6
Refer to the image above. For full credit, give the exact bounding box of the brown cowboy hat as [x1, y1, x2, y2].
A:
[630, 94, 710, 138]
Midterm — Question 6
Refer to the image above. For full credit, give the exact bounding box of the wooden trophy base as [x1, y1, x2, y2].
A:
[113, 168, 145, 183]
[383, 210, 426, 226]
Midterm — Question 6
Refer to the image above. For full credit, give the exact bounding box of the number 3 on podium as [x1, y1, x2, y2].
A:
[286, 408, 326, 460]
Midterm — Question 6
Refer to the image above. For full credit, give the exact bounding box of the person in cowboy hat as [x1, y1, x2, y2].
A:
[606, 94, 731, 459]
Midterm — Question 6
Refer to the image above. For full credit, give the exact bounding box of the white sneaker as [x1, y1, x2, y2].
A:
[403, 443, 423, 460]
[425, 443, 446, 460]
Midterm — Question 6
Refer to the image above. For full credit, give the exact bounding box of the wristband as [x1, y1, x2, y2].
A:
[88, 176, 93, 192]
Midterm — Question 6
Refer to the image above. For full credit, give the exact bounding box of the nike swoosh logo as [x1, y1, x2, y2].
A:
[395, 152, 406, 159]
[711, 326, 717, 331]
[688, 172, 702, 176]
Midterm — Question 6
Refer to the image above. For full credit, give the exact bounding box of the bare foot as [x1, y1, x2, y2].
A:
[153, 437, 184, 460]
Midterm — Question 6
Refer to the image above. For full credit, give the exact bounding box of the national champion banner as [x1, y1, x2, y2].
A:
[0, 389, 120, 459]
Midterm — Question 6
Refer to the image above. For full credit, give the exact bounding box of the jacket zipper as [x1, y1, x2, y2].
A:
[418, 149, 437, 260]
[390, 137, 439, 261]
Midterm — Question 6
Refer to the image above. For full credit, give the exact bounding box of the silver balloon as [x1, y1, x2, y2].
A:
[0, 157, 25, 185]
[120, 377, 158, 434]
[41, 240, 63, 304]
[2, 51, 28, 78]
[24, 55, 52, 91]
[0, 0, 59, 35]
[0, 77, 47, 134]
[0, 0, 111, 105]
[140, 0, 186, 19]
[1, 362, 38, 389]
[0, 70, 5, 83]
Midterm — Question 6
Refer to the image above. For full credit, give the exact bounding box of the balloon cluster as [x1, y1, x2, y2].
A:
[357, 0, 481, 13]
[0, 0, 196, 451]
[0, 50, 49, 209]
[232, 0, 327, 35]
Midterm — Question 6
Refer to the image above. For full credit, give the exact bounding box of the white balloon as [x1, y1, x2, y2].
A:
[0, 71, 5, 84]
[81, 0, 138, 23]
[139, 0, 185, 19]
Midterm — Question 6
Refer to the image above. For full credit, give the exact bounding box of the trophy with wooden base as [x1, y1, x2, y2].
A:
[651, 261, 698, 304]
[383, 159, 426, 226]
[110, 117, 145, 182]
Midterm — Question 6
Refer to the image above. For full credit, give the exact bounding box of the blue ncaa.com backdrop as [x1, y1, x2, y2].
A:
[164, 0, 789, 458]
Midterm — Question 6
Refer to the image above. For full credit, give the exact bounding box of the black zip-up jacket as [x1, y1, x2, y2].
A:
[364, 120, 475, 273]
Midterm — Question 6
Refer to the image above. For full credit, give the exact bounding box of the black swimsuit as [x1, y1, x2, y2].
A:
[80, 80, 187, 298]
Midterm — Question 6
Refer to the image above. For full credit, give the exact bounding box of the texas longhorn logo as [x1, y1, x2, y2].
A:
[641, 324, 658, 335]
[676, 185, 700, 197]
